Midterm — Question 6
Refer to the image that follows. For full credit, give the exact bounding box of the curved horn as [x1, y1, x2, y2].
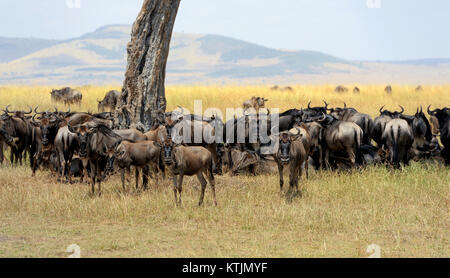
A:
[344, 102, 347, 109]
[54, 107, 59, 113]
[323, 100, 329, 110]
[34, 105, 44, 115]
[308, 101, 312, 109]
[24, 105, 33, 115]
[427, 105, 433, 115]
[317, 113, 327, 122]
[416, 107, 419, 114]
[379, 105, 385, 114]
[5, 105, 14, 114]
[420, 105, 423, 114]
[398, 105, 404, 114]
[31, 114, 40, 125]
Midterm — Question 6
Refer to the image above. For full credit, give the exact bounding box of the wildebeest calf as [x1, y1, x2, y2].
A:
[161, 138, 217, 207]
[106, 140, 160, 192]
[272, 130, 307, 197]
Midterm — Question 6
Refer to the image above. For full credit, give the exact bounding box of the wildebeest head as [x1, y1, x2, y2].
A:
[379, 105, 404, 118]
[412, 107, 433, 141]
[68, 124, 92, 158]
[305, 101, 329, 118]
[256, 97, 268, 108]
[105, 141, 122, 172]
[427, 106, 450, 133]
[160, 137, 180, 166]
[3, 105, 32, 119]
[328, 103, 358, 119]
[32, 113, 60, 146]
[0, 124, 14, 145]
[277, 130, 303, 165]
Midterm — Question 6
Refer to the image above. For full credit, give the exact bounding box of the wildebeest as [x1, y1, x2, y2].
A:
[427, 106, 450, 164]
[160, 136, 217, 206]
[272, 129, 307, 197]
[54, 126, 79, 183]
[335, 86, 349, 93]
[381, 118, 414, 168]
[372, 106, 404, 148]
[353, 87, 361, 94]
[167, 117, 223, 175]
[0, 107, 31, 165]
[415, 86, 423, 92]
[281, 86, 294, 92]
[50, 87, 82, 106]
[328, 104, 374, 145]
[97, 90, 120, 112]
[106, 140, 161, 191]
[314, 114, 363, 168]
[385, 85, 393, 94]
[243, 97, 268, 113]
[68, 123, 122, 194]
[399, 107, 434, 160]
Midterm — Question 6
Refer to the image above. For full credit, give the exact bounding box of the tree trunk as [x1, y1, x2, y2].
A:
[114, 0, 181, 131]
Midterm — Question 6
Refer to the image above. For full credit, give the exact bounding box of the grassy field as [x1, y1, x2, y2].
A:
[0, 85, 449, 258]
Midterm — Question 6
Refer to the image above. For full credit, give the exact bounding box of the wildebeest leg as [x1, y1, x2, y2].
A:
[277, 163, 284, 192]
[0, 142, 3, 165]
[121, 168, 126, 192]
[142, 166, 149, 191]
[172, 175, 179, 206]
[67, 159, 73, 184]
[89, 160, 96, 195]
[207, 166, 217, 206]
[32, 152, 39, 177]
[325, 149, 331, 170]
[288, 165, 297, 196]
[96, 160, 102, 195]
[197, 172, 208, 206]
[177, 174, 184, 206]
[135, 167, 140, 191]
[347, 147, 356, 167]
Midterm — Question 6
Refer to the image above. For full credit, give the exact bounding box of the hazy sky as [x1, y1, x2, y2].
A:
[0, 0, 449, 61]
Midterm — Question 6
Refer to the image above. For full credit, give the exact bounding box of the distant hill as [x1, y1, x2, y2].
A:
[0, 24, 449, 85]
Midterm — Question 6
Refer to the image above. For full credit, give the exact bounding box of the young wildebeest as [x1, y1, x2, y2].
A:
[97, 90, 120, 112]
[272, 130, 307, 197]
[160, 137, 217, 207]
[243, 96, 268, 113]
[106, 140, 160, 192]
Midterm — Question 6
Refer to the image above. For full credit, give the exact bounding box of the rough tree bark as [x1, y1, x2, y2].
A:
[114, 0, 181, 131]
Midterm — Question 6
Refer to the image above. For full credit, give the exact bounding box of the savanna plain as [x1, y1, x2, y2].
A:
[0, 85, 448, 257]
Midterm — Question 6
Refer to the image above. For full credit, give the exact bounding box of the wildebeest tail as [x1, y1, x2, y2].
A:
[392, 127, 399, 167]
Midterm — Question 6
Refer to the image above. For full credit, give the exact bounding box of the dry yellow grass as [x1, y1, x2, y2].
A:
[0, 85, 449, 258]
[1, 84, 449, 117]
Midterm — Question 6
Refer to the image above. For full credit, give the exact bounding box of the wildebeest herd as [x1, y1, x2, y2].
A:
[0, 88, 448, 206]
